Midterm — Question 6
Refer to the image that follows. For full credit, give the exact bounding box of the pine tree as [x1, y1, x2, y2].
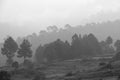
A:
[1, 36, 18, 66]
[17, 39, 32, 64]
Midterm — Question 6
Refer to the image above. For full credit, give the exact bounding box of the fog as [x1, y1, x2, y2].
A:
[0, 0, 120, 41]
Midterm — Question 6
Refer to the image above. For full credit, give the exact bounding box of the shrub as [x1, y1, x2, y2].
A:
[24, 59, 34, 69]
[0, 70, 11, 80]
[99, 62, 106, 66]
[12, 61, 19, 69]
[33, 72, 46, 80]
[65, 72, 73, 77]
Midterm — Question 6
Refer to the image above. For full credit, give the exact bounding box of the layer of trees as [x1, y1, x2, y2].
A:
[35, 33, 120, 63]
[16, 20, 120, 55]
[1, 33, 120, 65]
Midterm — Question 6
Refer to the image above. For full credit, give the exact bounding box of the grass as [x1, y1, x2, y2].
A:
[2, 57, 120, 80]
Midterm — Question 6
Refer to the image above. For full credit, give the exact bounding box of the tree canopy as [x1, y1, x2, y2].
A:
[17, 39, 32, 63]
[1, 36, 18, 66]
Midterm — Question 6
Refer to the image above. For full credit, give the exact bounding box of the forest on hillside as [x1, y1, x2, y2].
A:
[1, 22, 120, 80]
[1, 33, 120, 65]
[1, 20, 120, 66]
[1, 33, 120, 80]
[35, 33, 118, 63]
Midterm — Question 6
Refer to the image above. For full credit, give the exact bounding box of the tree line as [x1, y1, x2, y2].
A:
[35, 33, 120, 63]
[1, 33, 120, 66]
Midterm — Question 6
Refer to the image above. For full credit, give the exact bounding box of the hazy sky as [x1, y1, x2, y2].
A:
[0, 0, 120, 41]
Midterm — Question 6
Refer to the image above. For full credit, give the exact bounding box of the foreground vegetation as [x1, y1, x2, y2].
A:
[1, 54, 120, 80]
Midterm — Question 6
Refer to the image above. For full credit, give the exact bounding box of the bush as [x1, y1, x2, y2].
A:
[24, 69, 35, 78]
[12, 61, 19, 69]
[65, 72, 73, 77]
[33, 72, 46, 80]
[0, 70, 11, 80]
[99, 62, 106, 66]
[24, 59, 34, 69]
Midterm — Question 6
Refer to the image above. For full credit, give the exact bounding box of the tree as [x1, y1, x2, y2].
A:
[100, 36, 115, 55]
[99, 62, 106, 66]
[87, 33, 102, 56]
[35, 45, 45, 64]
[24, 59, 34, 69]
[81, 33, 102, 58]
[17, 39, 32, 64]
[64, 24, 72, 29]
[114, 40, 120, 53]
[106, 36, 113, 45]
[47, 25, 58, 32]
[43, 39, 65, 62]
[71, 34, 82, 58]
[12, 61, 19, 69]
[112, 52, 120, 62]
[1, 36, 18, 66]
[0, 70, 11, 80]
[33, 72, 46, 80]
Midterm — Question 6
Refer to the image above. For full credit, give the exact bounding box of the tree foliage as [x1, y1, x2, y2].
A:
[35, 33, 104, 63]
[1, 36, 18, 66]
[34, 33, 117, 63]
[114, 40, 120, 53]
[106, 36, 113, 45]
[100, 36, 115, 55]
[12, 61, 19, 69]
[17, 39, 32, 63]
[0, 70, 11, 80]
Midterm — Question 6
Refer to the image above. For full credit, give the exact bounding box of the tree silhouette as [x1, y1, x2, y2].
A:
[1, 36, 18, 66]
[0, 70, 11, 80]
[106, 36, 113, 45]
[12, 61, 19, 70]
[114, 40, 120, 53]
[17, 39, 32, 64]
[112, 52, 120, 62]
[100, 36, 115, 55]
[87, 33, 102, 56]
[71, 33, 82, 58]
[43, 39, 63, 62]
[35, 45, 45, 63]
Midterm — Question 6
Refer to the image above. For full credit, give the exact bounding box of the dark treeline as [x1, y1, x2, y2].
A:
[35, 33, 120, 64]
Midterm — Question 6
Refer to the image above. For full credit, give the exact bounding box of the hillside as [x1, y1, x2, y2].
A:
[0, 20, 120, 65]
[16, 20, 120, 53]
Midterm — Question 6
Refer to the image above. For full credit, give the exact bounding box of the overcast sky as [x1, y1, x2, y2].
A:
[0, 0, 120, 41]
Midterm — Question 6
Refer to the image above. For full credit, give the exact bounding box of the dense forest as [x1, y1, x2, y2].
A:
[35, 33, 117, 63]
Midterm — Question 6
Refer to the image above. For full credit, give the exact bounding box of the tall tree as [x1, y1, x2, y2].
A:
[35, 45, 46, 63]
[71, 34, 81, 58]
[1, 36, 18, 66]
[100, 36, 115, 55]
[87, 33, 102, 55]
[44, 39, 65, 62]
[106, 36, 113, 45]
[17, 39, 32, 64]
[114, 40, 120, 53]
